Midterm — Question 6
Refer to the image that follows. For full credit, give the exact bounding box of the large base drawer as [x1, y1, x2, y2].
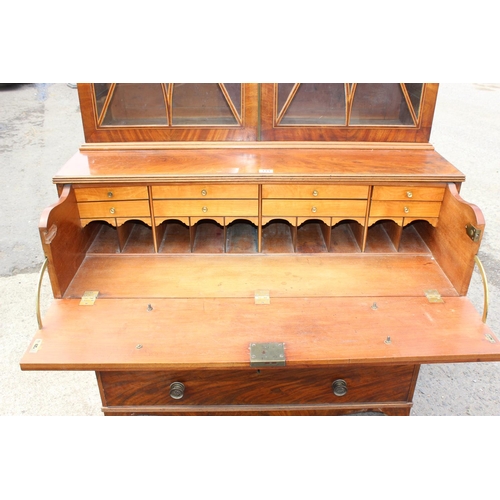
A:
[97, 365, 418, 407]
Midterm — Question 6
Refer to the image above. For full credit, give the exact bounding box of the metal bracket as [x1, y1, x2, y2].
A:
[250, 342, 285, 367]
[466, 224, 481, 242]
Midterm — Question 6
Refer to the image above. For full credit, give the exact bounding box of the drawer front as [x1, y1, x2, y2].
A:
[74, 186, 148, 202]
[99, 365, 416, 406]
[152, 184, 258, 199]
[372, 186, 445, 201]
[154, 199, 258, 217]
[370, 200, 442, 218]
[77, 200, 151, 219]
[262, 199, 367, 217]
[263, 184, 369, 199]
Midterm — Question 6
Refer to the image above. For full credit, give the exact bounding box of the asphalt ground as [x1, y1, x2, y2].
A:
[1, 83, 499, 416]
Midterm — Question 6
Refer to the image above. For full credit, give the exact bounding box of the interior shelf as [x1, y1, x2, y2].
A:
[262, 221, 295, 253]
[87, 221, 155, 254]
[63, 253, 458, 300]
[86, 218, 434, 255]
[226, 221, 258, 253]
[158, 221, 191, 253]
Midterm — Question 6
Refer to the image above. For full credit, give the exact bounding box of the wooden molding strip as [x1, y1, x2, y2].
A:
[80, 141, 435, 151]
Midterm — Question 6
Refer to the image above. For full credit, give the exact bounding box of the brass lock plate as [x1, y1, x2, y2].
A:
[250, 342, 286, 367]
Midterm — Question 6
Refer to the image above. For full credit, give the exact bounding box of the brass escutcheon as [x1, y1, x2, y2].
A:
[202, 206, 208, 213]
[406, 191, 413, 198]
[312, 190, 318, 197]
[311, 207, 317, 213]
[201, 189, 207, 196]
[110, 207, 116, 214]
[107, 191, 113, 198]
[404, 206, 409, 214]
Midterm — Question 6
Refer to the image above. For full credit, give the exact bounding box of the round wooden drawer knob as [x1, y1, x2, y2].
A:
[332, 379, 347, 397]
[170, 382, 185, 400]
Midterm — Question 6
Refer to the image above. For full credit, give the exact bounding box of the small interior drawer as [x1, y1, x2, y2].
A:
[152, 184, 258, 199]
[370, 200, 442, 218]
[372, 186, 445, 201]
[262, 199, 367, 217]
[99, 365, 416, 406]
[74, 186, 148, 202]
[153, 199, 259, 217]
[77, 200, 151, 219]
[262, 184, 369, 199]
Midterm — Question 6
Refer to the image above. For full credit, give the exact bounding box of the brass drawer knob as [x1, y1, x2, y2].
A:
[202, 206, 208, 213]
[312, 190, 319, 197]
[109, 207, 116, 214]
[201, 189, 207, 196]
[311, 206, 317, 213]
[406, 191, 413, 198]
[107, 191, 114, 198]
[332, 379, 347, 397]
[170, 382, 185, 400]
[404, 206, 410, 214]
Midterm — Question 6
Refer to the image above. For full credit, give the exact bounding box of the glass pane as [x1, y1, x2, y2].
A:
[350, 83, 413, 125]
[94, 83, 112, 120]
[279, 83, 346, 125]
[277, 83, 296, 117]
[222, 83, 242, 119]
[101, 83, 168, 126]
[172, 84, 239, 126]
[404, 83, 424, 119]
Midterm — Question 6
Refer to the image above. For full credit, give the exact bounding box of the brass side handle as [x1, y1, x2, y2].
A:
[170, 382, 185, 400]
[36, 257, 49, 330]
[474, 255, 489, 323]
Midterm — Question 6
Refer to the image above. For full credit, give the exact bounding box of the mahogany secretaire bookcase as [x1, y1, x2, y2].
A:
[21, 83, 500, 415]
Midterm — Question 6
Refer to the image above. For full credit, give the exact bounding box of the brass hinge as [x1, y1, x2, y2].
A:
[254, 290, 270, 305]
[425, 289, 444, 303]
[80, 291, 99, 306]
[466, 224, 481, 242]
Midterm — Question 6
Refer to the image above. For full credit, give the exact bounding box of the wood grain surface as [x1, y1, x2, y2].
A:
[98, 365, 417, 406]
[53, 148, 464, 185]
[62, 253, 458, 299]
[21, 296, 500, 371]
